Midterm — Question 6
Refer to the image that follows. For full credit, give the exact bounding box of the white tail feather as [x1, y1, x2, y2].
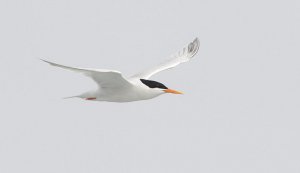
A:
[63, 96, 80, 99]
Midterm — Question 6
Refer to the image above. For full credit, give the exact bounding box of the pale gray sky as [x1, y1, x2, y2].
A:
[0, 0, 299, 172]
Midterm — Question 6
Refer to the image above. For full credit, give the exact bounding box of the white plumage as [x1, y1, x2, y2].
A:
[42, 38, 200, 102]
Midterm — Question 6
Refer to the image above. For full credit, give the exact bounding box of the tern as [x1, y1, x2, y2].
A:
[42, 38, 200, 102]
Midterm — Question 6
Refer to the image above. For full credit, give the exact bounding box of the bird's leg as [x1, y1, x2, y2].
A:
[85, 97, 97, 100]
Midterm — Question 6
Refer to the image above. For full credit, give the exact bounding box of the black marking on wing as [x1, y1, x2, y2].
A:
[140, 79, 168, 89]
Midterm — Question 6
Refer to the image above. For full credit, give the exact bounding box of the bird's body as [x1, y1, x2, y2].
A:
[42, 38, 200, 102]
[78, 78, 164, 102]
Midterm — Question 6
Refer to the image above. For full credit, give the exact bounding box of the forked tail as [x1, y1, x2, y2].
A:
[63, 95, 80, 99]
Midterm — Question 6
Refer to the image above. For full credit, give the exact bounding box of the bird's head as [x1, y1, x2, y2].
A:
[140, 79, 183, 95]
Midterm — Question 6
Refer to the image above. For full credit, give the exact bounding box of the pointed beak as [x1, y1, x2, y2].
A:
[164, 89, 183, 94]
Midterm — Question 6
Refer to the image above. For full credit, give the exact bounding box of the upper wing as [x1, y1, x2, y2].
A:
[131, 38, 200, 79]
[41, 59, 133, 88]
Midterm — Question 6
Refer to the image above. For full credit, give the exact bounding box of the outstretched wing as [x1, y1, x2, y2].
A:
[41, 59, 133, 88]
[131, 38, 200, 79]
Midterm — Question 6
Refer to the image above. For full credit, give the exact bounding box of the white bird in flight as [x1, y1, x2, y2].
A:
[42, 38, 200, 102]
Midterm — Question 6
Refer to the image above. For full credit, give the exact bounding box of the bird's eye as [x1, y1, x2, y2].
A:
[140, 79, 168, 89]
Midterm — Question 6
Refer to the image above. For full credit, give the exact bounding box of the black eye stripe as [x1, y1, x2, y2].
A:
[140, 79, 168, 89]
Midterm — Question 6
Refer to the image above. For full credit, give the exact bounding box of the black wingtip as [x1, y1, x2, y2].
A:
[193, 37, 200, 46]
[188, 37, 200, 55]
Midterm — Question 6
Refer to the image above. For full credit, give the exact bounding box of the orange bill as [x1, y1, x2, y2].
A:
[164, 89, 183, 94]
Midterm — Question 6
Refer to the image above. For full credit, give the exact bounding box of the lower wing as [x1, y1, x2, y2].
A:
[41, 59, 133, 88]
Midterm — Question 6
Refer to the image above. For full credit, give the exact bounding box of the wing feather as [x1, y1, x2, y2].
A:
[41, 59, 132, 88]
[132, 38, 200, 79]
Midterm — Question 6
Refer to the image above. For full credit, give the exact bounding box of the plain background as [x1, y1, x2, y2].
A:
[0, 0, 299, 172]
